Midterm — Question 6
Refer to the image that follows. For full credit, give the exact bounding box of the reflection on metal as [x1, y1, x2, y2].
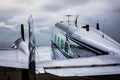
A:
[28, 15, 36, 80]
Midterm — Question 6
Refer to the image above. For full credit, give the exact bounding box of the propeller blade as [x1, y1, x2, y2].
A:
[28, 15, 36, 79]
[21, 24, 25, 41]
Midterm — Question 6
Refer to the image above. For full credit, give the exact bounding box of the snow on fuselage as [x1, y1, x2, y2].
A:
[54, 22, 120, 56]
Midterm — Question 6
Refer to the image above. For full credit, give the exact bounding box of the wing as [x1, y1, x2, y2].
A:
[36, 47, 52, 62]
[36, 53, 120, 77]
[0, 49, 28, 69]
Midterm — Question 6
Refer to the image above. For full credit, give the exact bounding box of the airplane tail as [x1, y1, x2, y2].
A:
[28, 15, 36, 79]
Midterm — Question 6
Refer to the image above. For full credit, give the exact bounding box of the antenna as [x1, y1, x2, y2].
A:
[75, 15, 79, 28]
[65, 15, 72, 25]
[102, 18, 106, 38]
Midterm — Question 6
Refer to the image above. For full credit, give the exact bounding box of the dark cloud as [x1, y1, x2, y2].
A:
[0, 16, 12, 23]
[0, 27, 19, 48]
[0, 25, 30, 48]
[104, 13, 120, 43]
[0, 8, 22, 24]
[112, 6, 120, 14]
[0, 0, 120, 48]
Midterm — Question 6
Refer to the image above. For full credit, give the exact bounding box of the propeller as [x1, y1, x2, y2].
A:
[21, 24, 25, 41]
[28, 15, 36, 79]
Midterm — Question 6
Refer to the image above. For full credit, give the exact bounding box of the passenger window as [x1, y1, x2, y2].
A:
[65, 40, 70, 53]
[54, 35, 57, 43]
[61, 39, 64, 49]
[57, 36, 60, 47]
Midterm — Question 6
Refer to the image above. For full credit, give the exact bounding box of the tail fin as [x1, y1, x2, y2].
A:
[28, 15, 36, 79]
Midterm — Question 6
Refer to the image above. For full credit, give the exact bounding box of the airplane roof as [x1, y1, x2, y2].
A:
[55, 22, 120, 55]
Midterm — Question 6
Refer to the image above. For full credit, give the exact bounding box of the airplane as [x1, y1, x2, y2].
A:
[36, 15, 120, 78]
[43, 15, 120, 77]
[51, 15, 120, 59]
[0, 15, 120, 80]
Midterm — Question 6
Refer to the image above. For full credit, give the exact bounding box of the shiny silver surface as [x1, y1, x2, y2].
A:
[0, 49, 28, 69]
[36, 47, 120, 76]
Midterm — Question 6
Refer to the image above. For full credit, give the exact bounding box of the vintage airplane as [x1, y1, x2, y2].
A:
[0, 15, 120, 80]
[35, 15, 120, 78]
[51, 15, 120, 59]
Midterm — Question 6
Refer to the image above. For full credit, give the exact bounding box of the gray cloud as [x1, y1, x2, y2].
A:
[35, 27, 52, 46]
[0, 0, 120, 48]
[59, 0, 90, 6]
[42, 4, 64, 12]
[0, 27, 19, 48]
[0, 8, 23, 24]
[0, 16, 12, 23]
[42, 0, 91, 12]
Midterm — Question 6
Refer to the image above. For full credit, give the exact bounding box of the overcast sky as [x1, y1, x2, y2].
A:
[0, 0, 120, 48]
